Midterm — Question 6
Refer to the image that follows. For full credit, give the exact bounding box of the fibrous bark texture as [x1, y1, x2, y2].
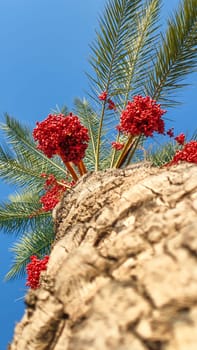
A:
[10, 162, 197, 350]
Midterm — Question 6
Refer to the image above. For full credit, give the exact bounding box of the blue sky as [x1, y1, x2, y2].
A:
[0, 0, 196, 348]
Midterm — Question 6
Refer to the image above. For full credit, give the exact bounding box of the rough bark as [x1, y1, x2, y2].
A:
[9, 162, 197, 350]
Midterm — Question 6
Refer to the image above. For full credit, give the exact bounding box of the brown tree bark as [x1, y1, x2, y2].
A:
[9, 162, 197, 350]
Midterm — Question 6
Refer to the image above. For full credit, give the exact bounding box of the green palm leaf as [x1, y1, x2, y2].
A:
[74, 98, 110, 170]
[74, 98, 99, 168]
[0, 114, 68, 180]
[88, 0, 144, 169]
[50, 104, 69, 115]
[0, 115, 62, 280]
[146, 140, 178, 166]
[89, 0, 142, 97]
[5, 226, 54, 280]
[88, 0, 162, 169]
[190, 129, 197, 140]
[0, 145, 46, 190]
[115, 0, 161, 107]
[144, 0, 197, 105]
[0, 190, 51, 235]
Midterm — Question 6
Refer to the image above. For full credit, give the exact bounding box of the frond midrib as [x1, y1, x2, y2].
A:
[95, 0, 130, 170]
[123, 0, 160, 105]
[152, 3, 197, 101]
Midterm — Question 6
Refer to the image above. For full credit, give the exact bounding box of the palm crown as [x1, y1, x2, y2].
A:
[0, 0, 197, 281]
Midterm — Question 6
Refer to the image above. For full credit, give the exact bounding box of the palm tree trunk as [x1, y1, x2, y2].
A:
[9, 162, 197, 350]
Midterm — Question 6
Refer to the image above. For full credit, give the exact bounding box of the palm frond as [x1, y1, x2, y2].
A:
[74, 98, 99, 168]
[146, 140, 178, 166]
[89, 0, 142, 97]
[0, 145, 46, 190]
[0, 114, 68, 179]
[144, 0, 197, 106]
[0, 190, 51, 235]
[73, 98, 111, 170]
[50, 104, 69, 115]
[115, 0, 161, 107]
[190, 129, 197, 140]
[5, 226, 54, 280]
[88, 0, 143, 169]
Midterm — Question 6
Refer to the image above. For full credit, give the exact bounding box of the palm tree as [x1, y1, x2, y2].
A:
[0, 0, 196, 280]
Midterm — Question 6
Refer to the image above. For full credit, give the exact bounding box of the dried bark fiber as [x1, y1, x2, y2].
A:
[10, 162, 197, 350]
